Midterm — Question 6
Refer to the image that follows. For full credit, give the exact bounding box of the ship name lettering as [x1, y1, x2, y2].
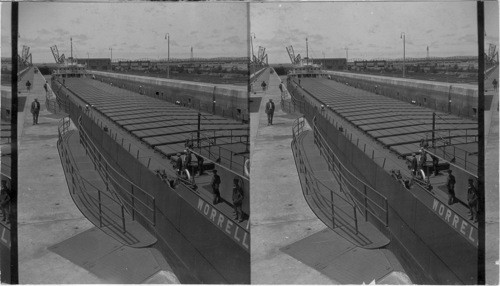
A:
[469, 227, 475, 242]
[242, 232, 249, 249]
[438, 204, 445, 216]
[234, 227, 240, 242]
[210, 209, 217, 221]
[226, 221, 233, 235]
[460, 220, 468, 235]
[452, 214, 459, 228]
[0, 227, 8, 247]
[203, 204, 210, 216]
[444, 209, 451, 222]
[197, 199, 249, 250]
[217, 213, 225, 228]
[431, 199, 477, 246]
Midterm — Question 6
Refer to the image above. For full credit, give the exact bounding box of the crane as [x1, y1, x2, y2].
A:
[50, 45, 66, 64]
[255, 46, 268, 65]
[488, 43, 498, 64]
[19, 45, 32, 65]
[286, 45, 301, 65]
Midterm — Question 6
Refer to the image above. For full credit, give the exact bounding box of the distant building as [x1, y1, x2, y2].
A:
[76, 58, 111, 70]
[311, 58, 347, 70]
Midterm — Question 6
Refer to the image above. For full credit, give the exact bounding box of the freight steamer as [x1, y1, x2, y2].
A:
[286, 66, 479, 284]
[51, 64, 250, 283]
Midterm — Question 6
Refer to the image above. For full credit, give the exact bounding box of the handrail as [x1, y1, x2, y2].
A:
[291, 117, 360, 233]
[288, 78, 478, 176]
[189, 130, 249, 177]
[312, 116, 389, 227]
[77, 116, 156, 227]
[51, 76, 249, 229]
[58, 117, 128, 232]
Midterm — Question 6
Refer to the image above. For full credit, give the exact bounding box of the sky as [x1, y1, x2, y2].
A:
[1, 3, 11, 58]
[18, 2, 249, 63]
[251, 2, 483, 64]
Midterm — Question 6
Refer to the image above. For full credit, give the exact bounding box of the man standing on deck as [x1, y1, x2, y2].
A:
[211, 170, 221, 204]
[411, 153, 418, 176]
[183, 149, 192, 175]
[0, 180, 10, 222]
[175, 153, 183, 175]
[446, 169, 457, 205]
[265, 99, 275, 126]
[467, 178, 478, 223]
[232, 179, 244, 222]
[31, 98, 40, 125]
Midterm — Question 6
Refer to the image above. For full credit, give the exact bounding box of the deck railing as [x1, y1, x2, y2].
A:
[57, 117, 137, 233]
[291, 117, 365, 234]
[76, 116, 156, 228]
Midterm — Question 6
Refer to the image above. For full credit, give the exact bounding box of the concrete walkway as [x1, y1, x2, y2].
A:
[484, 67, 499, 285]
[17, 70, 104, 283]
[17, 71, 179, 283]
[250, 68, 335, 284]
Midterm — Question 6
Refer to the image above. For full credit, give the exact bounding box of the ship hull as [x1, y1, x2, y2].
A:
[288, 81, 477, 284]
[53, 78, 250, 284]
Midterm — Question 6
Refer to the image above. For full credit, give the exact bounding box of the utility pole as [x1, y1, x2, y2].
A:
[197, 113, 201, 147]
[401, 32, 406, 78]
[165, 33, 170, 79]
[306, 37, 309, 65]
[432, 112, 436, 147]
[109, 48, 113, 70]
[70, 37, 73, 64]
[250, 33, 255, 63]
[344, 47, 349, 70]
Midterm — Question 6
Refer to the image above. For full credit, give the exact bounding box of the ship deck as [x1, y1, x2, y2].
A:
[300, 77, 478, 173]
[65, 78, 248, 167]
[59, 77, 250, 228]
[292, 76, 479, 231]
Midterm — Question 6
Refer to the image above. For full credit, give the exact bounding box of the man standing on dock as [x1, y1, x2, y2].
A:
[467, 178, 478, 223]
[232, 179, 244, 222]
[446, 169, 456, 205]
[211, 170, 221, 204]
[26, 80, 32, 92]
[0, 180, 10, 222]
[265, 99, 275, 126]
[31, 98, 41, 125]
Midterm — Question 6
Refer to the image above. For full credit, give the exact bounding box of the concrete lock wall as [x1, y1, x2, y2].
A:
[82, 108, 249, 284]
[53, 79, 250, 284]
[294, 86, 477, 284]
[90, 70, 249, 122]
[324, 71, 478, 119]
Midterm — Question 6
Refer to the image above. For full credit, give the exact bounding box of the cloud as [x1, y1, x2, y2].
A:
[36, 28, 52, 36]
[456, 33, 477, 44]
[222, 35, 244, 45]
[72, 34, 89, 42]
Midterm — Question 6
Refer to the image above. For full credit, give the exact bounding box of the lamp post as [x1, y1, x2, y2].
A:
[87, 52, 89, 68]
[250, 33, 255, 63]
[165, 33, 170, 79]
[401, 32, 406, 78]
[344, 47, 349, 70]
[109, 48, 113, 70]
[306, 37, 309, 65]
